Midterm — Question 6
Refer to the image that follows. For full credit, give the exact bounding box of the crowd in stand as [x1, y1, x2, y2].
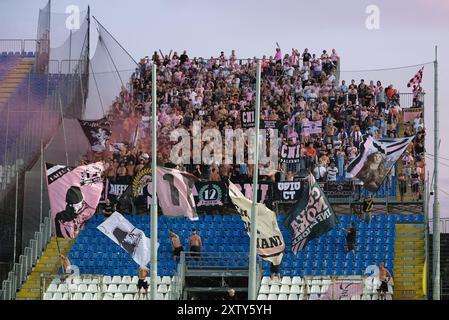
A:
[79, 47, 426, 200]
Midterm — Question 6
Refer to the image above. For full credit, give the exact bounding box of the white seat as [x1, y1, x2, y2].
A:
[309, 293, 320, 300]
[82, 278, 92, 284]
[72, 292, 83, 300]
[156, 293, 164, 300]
[362, 294, 371, 300]
[386, 294, 393, 300]
[114, 293, 124, 300]
[299, 294, 305, 300]
[155, 276, 162, 284]
[259, 285, 269, 294]
[281, 277, 292, 285]
[292, 276, 302, 285]
[145, 276, 151, 284]
[132, 276, 139, 283]
[320, 285, 329, 294]
[124, 294, 134, 300]
[122, 276, 132, 284]
[103, 293, 114, 300]
[279, 285, 290, 294]
[311, 279, 322, 286]
[372, 294, 379, 300]
[269, 285, 280, 294]
[161, 276, 171, 285]
[51, 278, 61, 285]
[103, 276, 112, 284]
[310, 285, 321, 294]
[278, 293, 288, 300]
[107, 284, 118, 293]
[92, 293, 99, 300]
[87, 284, 98, 293]
[47, 284, 58, 292]
[158, 284, 168, 293]
[112, 276, 122, 284]
[288, 294, 298, 300]
[72, 278, 81, 285]
[351, 294, 361, 300]
[118, 284, 128, 293]
[91, 278, 99, 284]
[83, 292, 93, 300]
[261, 276, 271, 285]
[57, 284, 68, 292]
[388, 285, 393, 293]
[127, 284, 137, 293]
[363, 285, 373, 294]
[43, 292, 52, 300]
[52, 292, 63, 300]
[257, 294, 267, 300]
[268, 293, 278, 300]
[290, 285, 301, 294]
[78, 284, 88, 292]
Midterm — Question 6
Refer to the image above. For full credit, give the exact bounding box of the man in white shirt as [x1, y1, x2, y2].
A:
[313, 162, 327, 182]
[326, 162, 339, 181]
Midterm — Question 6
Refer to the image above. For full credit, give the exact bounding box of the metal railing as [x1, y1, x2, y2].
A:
[428, 218, 449, 234]
[0, 39, 41, 55]
[0, 216, 51, 300]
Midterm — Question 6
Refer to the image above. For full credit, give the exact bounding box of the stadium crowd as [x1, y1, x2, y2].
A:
[79, 47, 425, 200]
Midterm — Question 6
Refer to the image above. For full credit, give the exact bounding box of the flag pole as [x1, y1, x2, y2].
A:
[150, 63, 158, 300]
[248, 60, 262, 300]
[432, 45, 440, 300]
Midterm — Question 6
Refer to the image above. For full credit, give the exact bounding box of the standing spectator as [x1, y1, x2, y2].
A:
[189, 229, 202, 260]
[136, 266, 149, 300]
[398, 173, 407, 202]
[341, 223, 356, 254]
[362, 194, 374, 222]
[377, 261, 392, 300]
[103, 198, 115, 218]
[169, 230, 184, 261]
[225, 288, 238, 301]
[313, 162, 327, 182]
[270, 262, 281, 283]
[326, 162, 339, 181]
[411, 168, 420, 201]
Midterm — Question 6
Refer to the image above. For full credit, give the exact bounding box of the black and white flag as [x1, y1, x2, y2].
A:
[97, 212, 158, 266]
[78, 118, 111, 152]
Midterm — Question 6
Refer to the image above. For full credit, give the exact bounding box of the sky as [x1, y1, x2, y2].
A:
[1, 0, 448, 218]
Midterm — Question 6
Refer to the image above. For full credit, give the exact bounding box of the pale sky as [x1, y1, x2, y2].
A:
[1, 0, 448, 217]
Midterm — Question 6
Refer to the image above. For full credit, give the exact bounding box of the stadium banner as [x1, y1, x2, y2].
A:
[302, 119, 322, 135]
[241, 110, 255, 128]
[228, 181, 284, 265]
[320, 281, 364, 300]
[280, 144, 301, 164]
[118, 162, 152, 210]
[403, 110, 422, 123]
[347, 136, 414, 192]
[193, 182, 227, 209]
[319, 181, 353, 198]
[107, 180, 147, 206]
[97, 212, 158, 266]
[46, 162, 105, 239]
[261, 120, 279, 129]
[78, 118, 111, 152]
[109, 142, 125, 153]
[232, 181, 274, 204]
[276, 181, 302, 203]
[147, 167, 199, 220]
[284, 174, 338, 254]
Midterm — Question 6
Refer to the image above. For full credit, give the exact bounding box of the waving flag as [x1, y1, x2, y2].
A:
[284, 174, 337, 254]
[347, 136, 414, 192]
[78, 118, 111, 152]
[228, 181, 284, 265]
[46, 162, 105, 239]
[407, 67, 424, 88]
[97, 212, 158, 266]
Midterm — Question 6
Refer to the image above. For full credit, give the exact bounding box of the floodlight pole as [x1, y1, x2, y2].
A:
[150, 63, 158, 300]
[432, 45, 440, 300]
[248, 61, 262, 300]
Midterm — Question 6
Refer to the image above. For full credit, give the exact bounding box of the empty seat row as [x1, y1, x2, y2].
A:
[44, 292, 170, 300]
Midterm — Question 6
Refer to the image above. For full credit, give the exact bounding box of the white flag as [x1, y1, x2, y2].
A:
[97, 212, 158, 266]
[228, 181, 284, 265]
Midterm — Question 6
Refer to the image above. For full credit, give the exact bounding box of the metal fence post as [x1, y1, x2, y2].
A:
[19, 255, 27, 283]
[30, 239, 38, 265]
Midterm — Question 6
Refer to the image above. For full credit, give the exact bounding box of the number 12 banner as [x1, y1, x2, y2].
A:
[193, 182, 228, 210]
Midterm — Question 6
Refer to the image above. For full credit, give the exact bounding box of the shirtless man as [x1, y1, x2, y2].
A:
[60, 254, 72, 274]
[137, 266, 149, 300]
[377, 261, 392, 300]
[189, 229, 202, 261]
[169, 230, 184, 261]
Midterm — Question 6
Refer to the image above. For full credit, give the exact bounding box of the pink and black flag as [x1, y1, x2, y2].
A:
[46, 162, 105, 239]
[407, 67, 424, 88]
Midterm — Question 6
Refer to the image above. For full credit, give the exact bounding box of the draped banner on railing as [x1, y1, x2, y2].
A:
[231, 181, 274, 204]
[318, 181, 353, 198]
[280, 144, 301, 164]
[275, 181, 302, 203]
[241, 110, 255, 128]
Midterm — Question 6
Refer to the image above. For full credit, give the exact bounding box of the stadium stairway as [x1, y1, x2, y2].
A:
[16, 237, 74, 300]
[393, 223, 425, 300]
[0, 58, 34, 105]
